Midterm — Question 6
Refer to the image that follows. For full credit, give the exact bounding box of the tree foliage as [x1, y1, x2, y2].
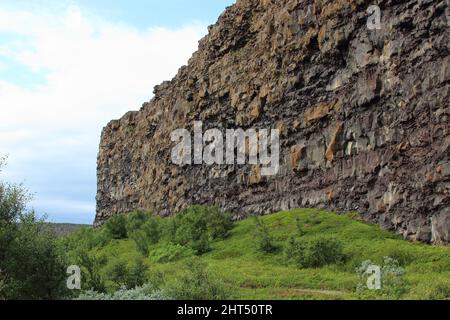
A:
[0, 158, 68, 299]
[253, 216, 277, 253]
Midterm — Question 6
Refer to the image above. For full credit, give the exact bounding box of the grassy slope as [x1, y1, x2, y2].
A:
[79, 209, 450, 300]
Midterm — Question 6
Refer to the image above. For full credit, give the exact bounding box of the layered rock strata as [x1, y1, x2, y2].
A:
[96, 0, 450, 243]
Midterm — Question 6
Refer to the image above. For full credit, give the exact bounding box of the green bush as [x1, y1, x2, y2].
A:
[165, 258, 231, 300]
[62, 227, 109, 253]
[356, 257, 408, 298]
[130, 230, 151, 257]
[201, 206, 233, 240]
[173, 208, 211, 255]
[105, 215, 128, 239]
[108, 259, 148, 290]
[426, 283, 450, 300]
[126, 259, 148, 289]
[284, 236, 346, 268]
[149, 243, 194, 263]
[141, 218, 161, 244]
[0, 216, 69, 299]
[77, 283, 170, 300]
[146, 269, 166, 289]
[175, 206, 233, 239]
[381, 248, 416, 266]
[130, 217, 162, 257]
[126, 210, 152, 233]
[0, 159, 68, 299]
[76, 250, 107, 292]
[102, 206, 233, 256]
[191, 234, 211, 255]
[253, 216, 277, 253]
[109, 260, 128, 288]
[160, 218, 177, 241]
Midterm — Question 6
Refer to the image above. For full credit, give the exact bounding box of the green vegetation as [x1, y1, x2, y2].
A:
[61, 205, 235, 299]
[1, 154, 448, 300]
[165, 257, 230, 300]
[0, 158, 68, 299]
[75, 250, 107, 292]
[105, 214, 128, 239]
[253, 216, 277, 253]
[284, 236, 347, 268]
[171, 206, 233, 254]
[355, 257, 407, 299]
[108, 258, 148, 290]
[76, 283, 168, 300]
[62, 207, 450, 300]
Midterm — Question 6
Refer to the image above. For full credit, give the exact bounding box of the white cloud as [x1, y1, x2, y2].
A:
[0, 4, 206, 223]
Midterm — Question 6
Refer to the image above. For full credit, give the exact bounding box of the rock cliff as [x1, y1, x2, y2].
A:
[96, 0, 450, 244]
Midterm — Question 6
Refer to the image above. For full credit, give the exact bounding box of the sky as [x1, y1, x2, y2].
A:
[0, 0, 235, 224]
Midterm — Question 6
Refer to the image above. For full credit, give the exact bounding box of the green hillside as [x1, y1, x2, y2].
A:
[62, 208, 450, 300]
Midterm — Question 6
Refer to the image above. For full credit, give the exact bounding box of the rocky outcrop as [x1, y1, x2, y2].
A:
[96, 0, 450, 244]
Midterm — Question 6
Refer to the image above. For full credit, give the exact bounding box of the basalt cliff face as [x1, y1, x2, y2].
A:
[96, 0, 450, 244]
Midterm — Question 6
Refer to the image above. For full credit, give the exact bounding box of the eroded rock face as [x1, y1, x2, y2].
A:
[96, 0, 450, 244]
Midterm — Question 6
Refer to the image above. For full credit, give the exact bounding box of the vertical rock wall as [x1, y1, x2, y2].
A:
[96, 0, 450, 244]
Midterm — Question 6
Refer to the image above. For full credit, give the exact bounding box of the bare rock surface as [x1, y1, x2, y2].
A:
[96, 0, 449, 244]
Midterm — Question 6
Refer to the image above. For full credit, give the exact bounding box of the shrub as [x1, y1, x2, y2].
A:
[105, 214, 127, 239]
[0, 273, 5, 294]
[126, 210, 152, 234]
[192, 234, 211, 255]
[149, 243, 194, 263]
[84, 227, 109, 248]
[130, 230, 151, 257]
[100, 206, 232, 257]
[160, 218, 177, 241]
[165, 258, 230, 300]
[201, 206, 233, 240]
[76, 250, 107, 292]
[426, 283, 450, 300]
[253, 216, 277, 253]
[125, 211, 161, 257]
[382, 248, 415, 266]
[0, 159, 68, 299]
[173, 208, 211, 255]
[0, 216, 69, 299]
[76, 290, 111, 300]
[284, 236, 346, 268]
[127, 259, 148, 288]
[175, 205, 233, 240]
[146, 270, 166, 289]
[62, 227, 109, 253]
[108, 259, 148, 290]
[356, 257, 408, 298]
[108, 261, 128, 288]
[77, 283, 170, 300]
[141, 218, 161, 244]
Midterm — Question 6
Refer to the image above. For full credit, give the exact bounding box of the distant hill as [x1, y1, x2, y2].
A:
[45, 223, 91, 237]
